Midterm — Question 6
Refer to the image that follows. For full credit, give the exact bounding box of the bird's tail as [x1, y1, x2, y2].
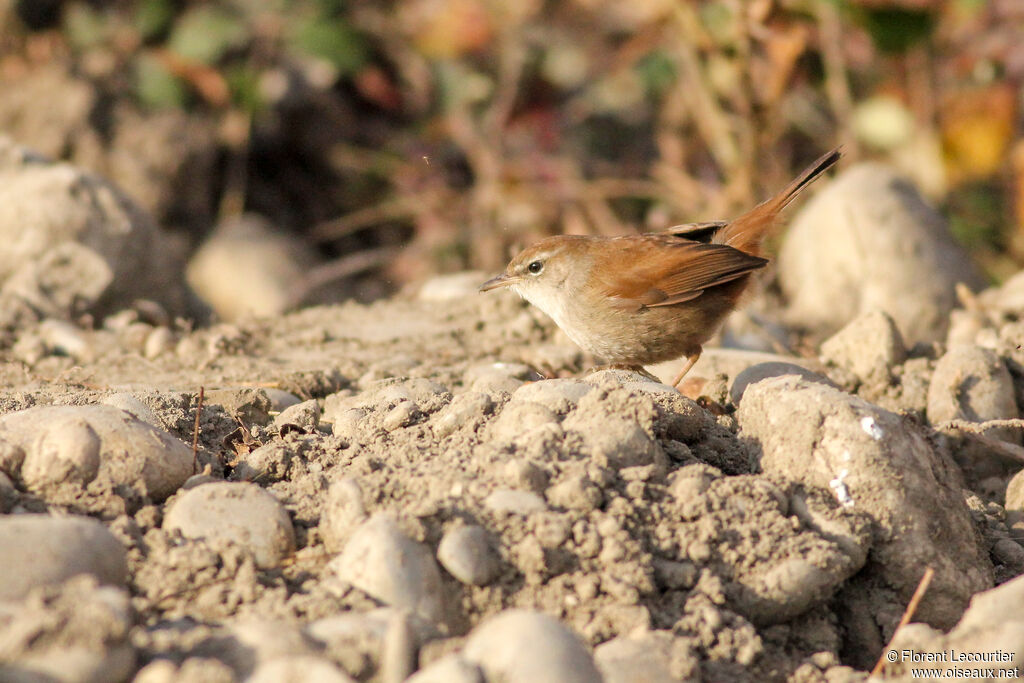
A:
[714, 148, 842, 256]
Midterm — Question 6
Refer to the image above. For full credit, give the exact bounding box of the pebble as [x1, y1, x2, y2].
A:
[777, 162, 983, 343]
[437, 525, 501, 586]
[738, 375, 993, 629]
[199, 618, 317, 678]
[330, 408, 366, 440]
[143, 326, 175, 359]
[489, 403, 559, 443]
[263, 388, 303, 412]
[0, 576, 135, 683]
[329, 514, 444, 624]
[545, 474, 603, 512]
[247, 656, 357, 683]
[320, 478, 368, 552]
[461, 609, 603, 683]
[432, 392, 493, 439]
[163, 482, 296, 568]
[484, 489, 548, 515]
[594, 630, 681, 683]
[186, 214, 322, 321]
[509, 379, 592, 413]
[100, 392, 164, 429]
[927, 344, 1019, 478]
[0, 404, 192, 501]
[0, 514, 128, 600]
[381, 400, 419, 431]
[417, 271, 490, 300]
[563, 414, 661, 469]
[819, 310, 907, 383]
[730, 362, 837, 404]
[407, 654, 484, 683]
[204, 388, 273, 426]
[274, 398, 321, 431]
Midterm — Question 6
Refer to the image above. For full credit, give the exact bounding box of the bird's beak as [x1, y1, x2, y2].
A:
[479, 274, 517, 292]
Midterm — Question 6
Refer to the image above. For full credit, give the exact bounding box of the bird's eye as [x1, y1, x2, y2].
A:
[527, 260, 543, 275]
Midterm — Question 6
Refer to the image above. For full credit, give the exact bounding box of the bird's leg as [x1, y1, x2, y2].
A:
[671, 348, 703, 388]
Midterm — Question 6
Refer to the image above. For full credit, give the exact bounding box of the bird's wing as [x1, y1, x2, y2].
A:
[592, 236, 768, 310]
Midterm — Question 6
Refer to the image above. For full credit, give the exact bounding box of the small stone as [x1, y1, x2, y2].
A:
[320, 478, 368, 553]
[163, 482, 296, 568]
[566, 416, 661, 469]
[275, 399, 321, 431]
[331, 408, 366, 440]
[198, 619, 318, 678]
[462, 610, 602, 683]
[247, 656, 356, 683]
[594, 631, 683, 683]
[820, 310, 907, 384]
[992, 538, 1024, 571]
[204, 388, 273, 425]
[329, 514, 444, 624]
[510, 379, 592, 413]
[730, 362, 837, 405]
[381, 400, 418, 431]
[0, 515, 128, 600]
[100, 392, 163, 429]
[144, 326, 175, 359]
[263, 388, 303, 413]
[20, 416, 100, 488]
[489, 403, 559, 443]
[545, 474, 603, 512]
[484, 489, 547, 516]
[406, 654, 483, 683]
[504, 459, 548, 493]
[418, 272, 490, 300]
[438, 525, 501, 586]
[432, 392, 493, 439]
[0, 404, 192, 502]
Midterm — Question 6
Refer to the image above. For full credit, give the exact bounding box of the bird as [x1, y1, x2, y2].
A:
[480, 148, 841, 388]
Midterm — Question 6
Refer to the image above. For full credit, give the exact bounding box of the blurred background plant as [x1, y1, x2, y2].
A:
[0, 0, 1022, 304]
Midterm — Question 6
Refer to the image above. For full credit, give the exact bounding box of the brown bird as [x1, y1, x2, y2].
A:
[480, 148, 841, 387]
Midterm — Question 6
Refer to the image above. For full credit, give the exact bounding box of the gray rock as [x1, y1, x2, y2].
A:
[163, 482, 296, 568]
[594, 630, 688, 683]
[431, 392, 493, 439]
[204, 388, 272, 425]
[0, 136, 189, 319]
[777, 162, 983, 343]
[437, 525, 501, 586]
[0, 576, 134, 683]
[928, 345, 1018, 426]
[406, 654, 483, 683]
[650, 348, 823, 387]
[820, 310, 907, 384]
[0, 404, 192, 502]
[186, 214, 322, 321]
[247, 656, 356, 683]
[0, 515, 128, 600]
[381, 400, 419, 431]
[730, 362, 837, 404]
[275, 398, 321, 431]
[263, 388, 303, 413]
[461, 609, 602, 683]
[484, 489, 548, 516]
[489, 403, 559, 443]
[329, 514, 444, 624]
[320, 478, 368, 553]
[885, 574, 1024, 678]
[100, 393, 164, 429]
[738, 375, 993, 629]
[197, 618, 318, 679]
[510, 379, 592, 413]
[143, 326, 175, 359]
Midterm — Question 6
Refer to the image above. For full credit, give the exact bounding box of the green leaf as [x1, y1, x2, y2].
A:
[289, 17, 368, 76]
[134, 0, 175, 40]
[168, 6, 247, 64]
[857, 7, 935, 53]
[225, 64, 265, 114]
[135, 53, 188, 109]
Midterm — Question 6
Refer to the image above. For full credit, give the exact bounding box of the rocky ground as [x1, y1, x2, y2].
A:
[3, 136, 1024, 683]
